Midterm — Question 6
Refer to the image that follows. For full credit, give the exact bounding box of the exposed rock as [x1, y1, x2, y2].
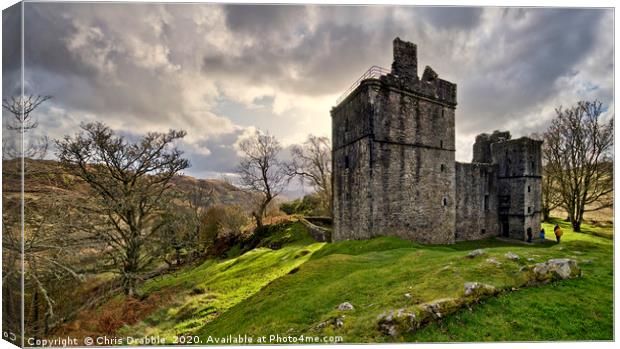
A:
[337, 302, 354, 311]
[505, 252, 520, 261]
[377, 308, 417, 337]
[573, 251, 583, 255]
[299, 217, 332, 242]
[420, 298, 461, 319]
[404, 293, 412, 299]
[335, 317, 344, 327]
[468, 249, 485, 258]
[463, 282, 497, 297]
[486, 257, 501, 266]
[528, 258, 581, 283]
[527, 257, 535, 262]
[582, 259, 593, 265]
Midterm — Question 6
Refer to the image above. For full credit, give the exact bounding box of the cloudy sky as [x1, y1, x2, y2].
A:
[2, 3, 614, 193]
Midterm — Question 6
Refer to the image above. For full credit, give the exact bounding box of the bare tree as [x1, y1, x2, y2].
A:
[2, 94, 51, 159]
[55, 122, 190, 296]
[541, 171, 562, 221]
[186, 181, 215, 255]
[543, 100, 613, 231]
[18, 196, 94, 336]
[287, 135, 332, 215]
[155, 206, 199, 266]
[2, 95, 51, 131]
[2, 94, 80, 338]
[236, 130, 287, 228]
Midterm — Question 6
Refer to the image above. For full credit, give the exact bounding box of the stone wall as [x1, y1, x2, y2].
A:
[332, 85, 374, 241]
[455, 162, 499, 241]
[472, 131, 511, 163]
[367, 84, 456, 244]
[491, 137, 543, 239]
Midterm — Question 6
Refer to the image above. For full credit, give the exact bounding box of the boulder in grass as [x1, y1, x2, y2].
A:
[467, 249, 485, 258]
[486, 257, 501, 266]
[377, 308, 417, 337]
[505, 252, 520, 261]
[546, 259, 582, 279]
[463, 282, 497, 298]
[420, 298, 462, 319]
[337, 302, 354, 311]
[529, 258, 581, 283]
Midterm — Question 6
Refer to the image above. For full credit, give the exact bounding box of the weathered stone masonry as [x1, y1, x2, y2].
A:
[332, 38, 542, 243]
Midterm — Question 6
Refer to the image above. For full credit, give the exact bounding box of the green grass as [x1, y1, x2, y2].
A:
[409, 219, 613, 341]
[121, 218, 612, 343]
[195, 219, 612, 342]
[122, 221, 324, 340]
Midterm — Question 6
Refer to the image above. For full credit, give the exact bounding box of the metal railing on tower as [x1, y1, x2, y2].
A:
[335, 65, 390, 105]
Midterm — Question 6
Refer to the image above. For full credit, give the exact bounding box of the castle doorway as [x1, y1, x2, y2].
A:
[501, 219, 509, 237]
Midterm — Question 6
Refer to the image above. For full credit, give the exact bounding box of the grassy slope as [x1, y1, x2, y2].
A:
[410, 219, 613, 342]
[122, 222, 324, 340]
[196, 219, 612, 342]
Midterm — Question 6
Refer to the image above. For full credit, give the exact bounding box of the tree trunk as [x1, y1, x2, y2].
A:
[542, 207, 550, 222]
[123, 244, 140, 297]
[253, 211, 263, 229]
[32, 291, 40, 338]
[572, 219, 582, 232]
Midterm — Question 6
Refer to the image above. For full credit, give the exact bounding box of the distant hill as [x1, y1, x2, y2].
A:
[2, 158, 257, 211]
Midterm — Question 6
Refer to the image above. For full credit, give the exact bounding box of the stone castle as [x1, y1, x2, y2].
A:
[331, 38, 542, 244]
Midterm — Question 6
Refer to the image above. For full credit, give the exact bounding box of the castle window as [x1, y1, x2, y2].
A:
[481, 229, 486, 234]
[442, 109, 445, 117]
[528, 206, 532, 214]
[440, 140, 443, 148]
[531, 161, 535, 170]
[484, 195, 489, 211]
[344, 155, 350, 169]
[528, 186, 531, 193]
[443, 197, 448, 206]
[440, 164, 445, 172]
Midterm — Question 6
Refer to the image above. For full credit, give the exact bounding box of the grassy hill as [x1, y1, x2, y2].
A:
[84, 218, 612, 343]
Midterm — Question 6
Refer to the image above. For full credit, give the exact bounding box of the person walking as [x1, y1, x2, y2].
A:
[539, 228, 545, 242]
[526, 227, 533, 243]
[554, 224, 563, 243]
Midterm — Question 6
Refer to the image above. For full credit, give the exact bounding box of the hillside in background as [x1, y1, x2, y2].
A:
[2, 158, 256, 210]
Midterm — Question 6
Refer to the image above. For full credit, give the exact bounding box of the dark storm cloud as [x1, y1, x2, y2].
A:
[2, 3, 22, 97]
[11, 3, 614, 177]
[415, 6, 483, 30]
[456, 8, 609, 135]
[223, 4, 308, 34]
[205, 5, 404, 96]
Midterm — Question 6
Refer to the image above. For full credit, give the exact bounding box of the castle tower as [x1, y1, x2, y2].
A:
[331, 38, 457, 244]
[491, 137, 543, 239]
